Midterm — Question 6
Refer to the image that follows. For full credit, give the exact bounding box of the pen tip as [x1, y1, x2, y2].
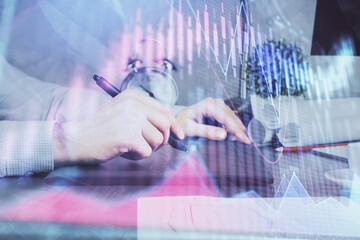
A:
[93, 75, 100, 82]
[274, 147, 283, 152]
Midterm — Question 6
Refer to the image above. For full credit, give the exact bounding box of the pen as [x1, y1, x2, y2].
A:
[275, 143, 348, 152]
[93, 75, 188, 152]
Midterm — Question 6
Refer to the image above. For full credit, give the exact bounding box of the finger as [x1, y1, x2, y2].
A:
[146, 107, 175, 144]
[142, 120, 165, 150]
[220, 108, 250, 144]
[202, 99, 250, 144]
[184, 121, 228, 140]
[232, 109, 247, 131]
[144, 108, 172, 146]
[125, 135, 153, 160]
[131, 92, 175, 144]
[170, 118, 185, 140]
[120, 90, 173, 146]
[226, 108, 251, 144]
[231, 127, 251, 144]
[121, 89, 173, 118]
[200, 99, 238, 127]
[132, 90, 173, 116]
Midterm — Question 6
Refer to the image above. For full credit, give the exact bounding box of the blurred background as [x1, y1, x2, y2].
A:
[2, 0, 358, 106]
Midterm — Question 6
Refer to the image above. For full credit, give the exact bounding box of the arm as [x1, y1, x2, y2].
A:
[0, 55, 110, 123]
[0, 55, 60, 176]
[176, 98, 251, 143]
[0, 54, 248, 176]
[52, 89, 184, 166]
[0, 121, 54, 177]
[0, 55, 184, 176]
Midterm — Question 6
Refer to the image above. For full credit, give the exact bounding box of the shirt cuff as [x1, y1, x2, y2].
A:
[0, 121, 55, 177]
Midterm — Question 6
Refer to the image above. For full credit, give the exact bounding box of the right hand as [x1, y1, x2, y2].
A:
[53, 89, 184, 166]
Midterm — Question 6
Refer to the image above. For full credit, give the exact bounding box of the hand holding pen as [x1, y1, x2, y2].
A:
[53, 74, 249, 167]
[93, 75, 187, 153]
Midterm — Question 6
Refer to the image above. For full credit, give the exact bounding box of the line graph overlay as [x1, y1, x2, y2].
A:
[138, 172, 360, 236]
[186, 0, 245, 77]
[176, 0, 293, 164]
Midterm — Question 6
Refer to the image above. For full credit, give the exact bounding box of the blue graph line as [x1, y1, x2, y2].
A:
[235, 172, 344, 213]
[186, 0, 279, 113]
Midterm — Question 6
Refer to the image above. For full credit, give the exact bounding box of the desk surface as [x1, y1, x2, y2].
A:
[0, 140, 354, 239]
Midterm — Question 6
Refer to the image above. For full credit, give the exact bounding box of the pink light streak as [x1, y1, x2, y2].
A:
[185, 0, 244, 76]
[174, 1, 290, 164]
[177, 11, 185, 66]
[99, 29, 132, 82]
[236, 6, 242, 54]
[161, 0, 291, 163]
[221, 16, 226, 40]
[98, 0, 291, 164]
[2, 154, 220, 226]
[204, 5, 210, 51]
[187, 16, 193, 75]
[230, 27, 237, 78]
[134, 9, 143, 46]
[156, 18, 166, 61]
[199, 44, 289, 164]
[250, 25, 256, 47]
[213, 23, 219, 57]
[195, 10, 202, 57]
[167, 19, 175, 59]
[144, 25, 155, 65]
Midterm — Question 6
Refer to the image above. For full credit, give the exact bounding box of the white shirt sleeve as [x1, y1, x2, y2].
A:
[0, 56, 110, 177]
[0, 121, 54, 177]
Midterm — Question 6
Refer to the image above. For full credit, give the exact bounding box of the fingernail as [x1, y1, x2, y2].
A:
[244, 135, 251, 144]
[179, 129, 185, 139]
[238, 133, 251, 144]
[217, 130, 227, 139]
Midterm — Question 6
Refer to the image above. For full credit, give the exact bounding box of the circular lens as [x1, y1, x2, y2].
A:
[121, 67, 179, 106]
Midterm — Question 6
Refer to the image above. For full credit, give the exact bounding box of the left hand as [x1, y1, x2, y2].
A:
[176, 97, 251, 144]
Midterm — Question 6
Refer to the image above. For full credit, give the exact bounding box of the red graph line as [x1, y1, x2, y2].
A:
[165, 0, 291, 164]
[199, 44, 289, 164]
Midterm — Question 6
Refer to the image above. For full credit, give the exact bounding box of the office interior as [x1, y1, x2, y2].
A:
[1, 0, 360, 239]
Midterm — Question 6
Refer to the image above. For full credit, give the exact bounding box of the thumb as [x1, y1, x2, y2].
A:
[170, 118, 185, 140]
[183, 121, 227, 140]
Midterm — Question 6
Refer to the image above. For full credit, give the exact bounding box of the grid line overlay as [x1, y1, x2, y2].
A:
[0, 121, 54, 177]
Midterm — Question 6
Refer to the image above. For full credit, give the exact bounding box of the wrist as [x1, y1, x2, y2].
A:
[53, 122, 86, 167]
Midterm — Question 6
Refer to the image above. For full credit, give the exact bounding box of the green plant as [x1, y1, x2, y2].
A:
[245, 39, 309, 98]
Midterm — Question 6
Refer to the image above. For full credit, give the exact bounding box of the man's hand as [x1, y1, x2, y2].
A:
[176, 98, 251, 144]
[53, 89, 184, 167]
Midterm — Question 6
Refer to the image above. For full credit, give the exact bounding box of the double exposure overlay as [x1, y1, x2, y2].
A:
[0, 0, 360, 239]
